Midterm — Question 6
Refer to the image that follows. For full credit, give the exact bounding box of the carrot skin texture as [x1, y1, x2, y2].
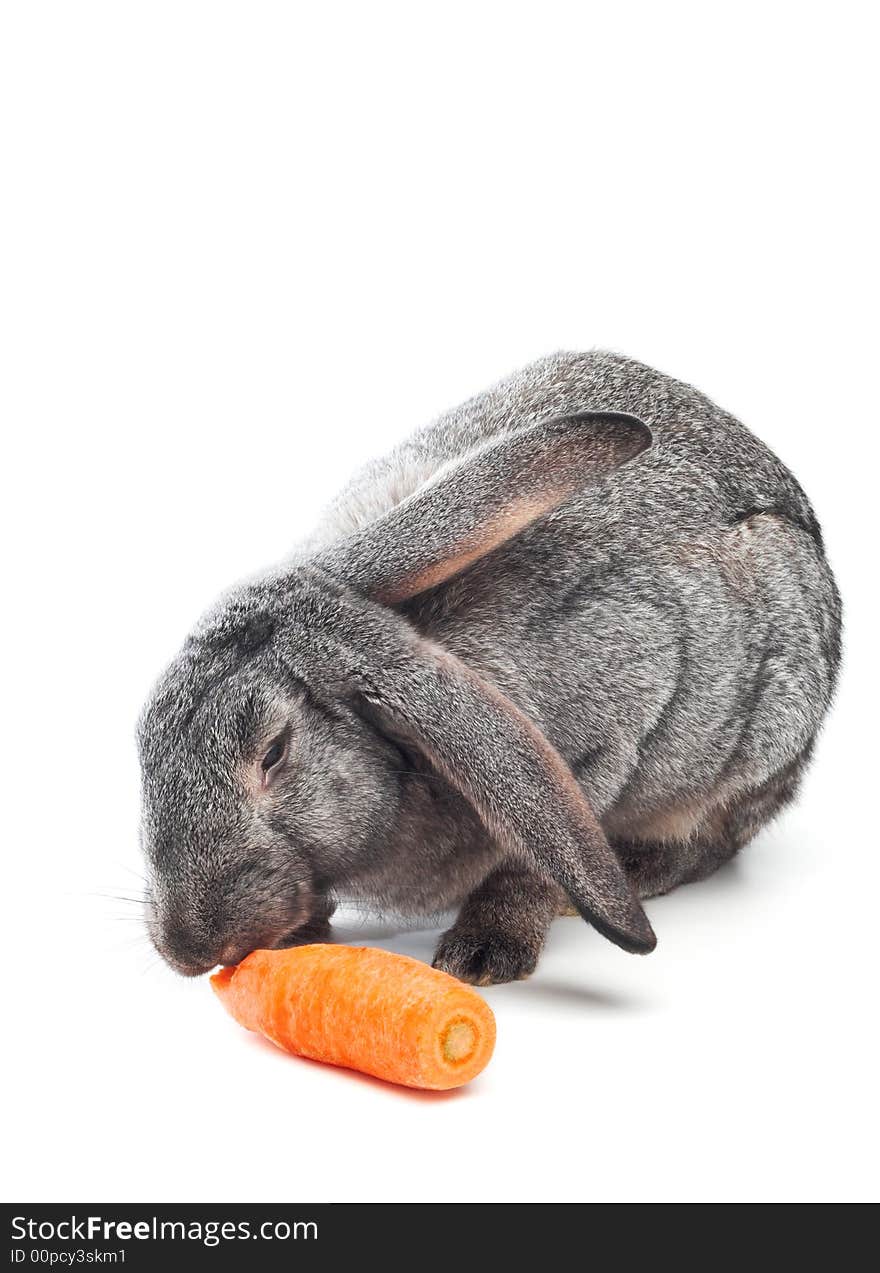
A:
[211, 945, 496, 1090]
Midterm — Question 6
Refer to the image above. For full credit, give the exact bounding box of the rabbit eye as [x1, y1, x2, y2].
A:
[260, 732, 289, 784]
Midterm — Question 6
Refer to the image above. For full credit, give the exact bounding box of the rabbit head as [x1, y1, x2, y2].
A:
[138, 410, 656, 974]
[137, 589, 403, 974]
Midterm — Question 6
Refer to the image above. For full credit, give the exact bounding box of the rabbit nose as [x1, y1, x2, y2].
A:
[156, 919, 223, 976]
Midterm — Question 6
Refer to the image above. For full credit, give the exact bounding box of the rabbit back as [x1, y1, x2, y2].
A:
[313, 350, 822, 551]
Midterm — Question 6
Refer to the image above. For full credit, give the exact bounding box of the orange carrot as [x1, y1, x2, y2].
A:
[211, 945, 496, 1090]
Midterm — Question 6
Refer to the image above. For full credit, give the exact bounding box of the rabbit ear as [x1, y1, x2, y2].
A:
[343, 628, 655, 954]
[317, 411, 651, 602]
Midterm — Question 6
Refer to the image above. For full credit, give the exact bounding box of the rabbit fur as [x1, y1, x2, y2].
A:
[138, 351, 841, 983]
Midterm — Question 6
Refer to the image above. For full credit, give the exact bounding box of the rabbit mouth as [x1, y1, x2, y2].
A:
[167, 955, 218, 978]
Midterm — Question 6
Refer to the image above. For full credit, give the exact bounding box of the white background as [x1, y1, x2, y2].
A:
[1, 2, 877, 1204]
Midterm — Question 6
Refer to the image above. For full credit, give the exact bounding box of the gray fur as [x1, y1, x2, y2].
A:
[138, 351, 841, 982]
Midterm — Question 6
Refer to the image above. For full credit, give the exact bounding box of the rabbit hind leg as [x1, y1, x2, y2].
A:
[613, 839, 722, 899]
[614, 753, 811, 900]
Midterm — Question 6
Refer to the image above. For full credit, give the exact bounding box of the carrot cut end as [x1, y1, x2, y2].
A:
[441, 1019, 477, 1065]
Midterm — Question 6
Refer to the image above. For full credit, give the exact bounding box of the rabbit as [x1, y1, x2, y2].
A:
[137, 351, 841, 983]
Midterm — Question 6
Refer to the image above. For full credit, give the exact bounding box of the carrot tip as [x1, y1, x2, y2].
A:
[210, 965, 235, 994]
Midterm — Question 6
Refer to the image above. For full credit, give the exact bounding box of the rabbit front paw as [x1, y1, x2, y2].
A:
[432, 928, 538, 986]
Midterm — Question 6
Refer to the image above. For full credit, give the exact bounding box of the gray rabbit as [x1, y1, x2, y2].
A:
[138, 351, 841, 983]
